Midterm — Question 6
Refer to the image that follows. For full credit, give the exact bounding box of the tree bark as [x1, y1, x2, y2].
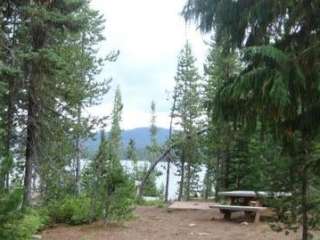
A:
[23, 2, 47, 207]
[138, 148, 171, 198]
[185, 159, 191, 200]
[165, 88, 177, 202]
[204, 161, 213, 200]
[215, 152, 221, 199]
[301, 166, 309, 240]
[23, 78, 37, 207]
[4, 79, 15, 190]
[178, 151, 185, 201]
[164, 156, 171, 202]
[301, 133, 310, 240]
[204, 168, 209, 200]
[223, 147, 230, 190]
[75, 105, 81, 195]
[2, 10, 17, 191]
[139, 129, 206, 199]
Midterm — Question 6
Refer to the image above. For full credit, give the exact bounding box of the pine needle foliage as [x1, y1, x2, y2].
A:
[184, 0, 320, 238]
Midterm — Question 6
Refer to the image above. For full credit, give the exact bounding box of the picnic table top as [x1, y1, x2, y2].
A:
[218, 191, 291, 198]
[210, 204, 268, 211]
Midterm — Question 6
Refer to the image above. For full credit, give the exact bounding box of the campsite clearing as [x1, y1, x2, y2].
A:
[42, 206, 310, 240]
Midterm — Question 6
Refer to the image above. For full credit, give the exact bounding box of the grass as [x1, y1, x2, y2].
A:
[136, 199, 166, 208]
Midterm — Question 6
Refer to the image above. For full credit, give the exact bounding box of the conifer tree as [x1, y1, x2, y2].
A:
[0, 0, 19, 191]
[146, 101, 161, 162]
[109, 86, 123, 160]
[87, 129, 134, 221]
[0, 0, 112, 207]
[173, 42, 202, 200]
[184, 1, 320, 238]
[203, 39, 241, 193]
[127, 138, 139, 181]
[165, 87, 178, 202]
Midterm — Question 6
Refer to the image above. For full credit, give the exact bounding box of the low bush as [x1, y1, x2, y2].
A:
[0, 188, 46, 240]
[47, 195, 92, 225]
[106, 183, 135, 221]
[0, 209, 45, 240]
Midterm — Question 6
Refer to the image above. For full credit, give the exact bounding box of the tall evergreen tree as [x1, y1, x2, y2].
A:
[146, 101, 161, 162]
[127, 138, 139, 181]
[184, 1, 320, 238]
[203, 39, 242, 194]
[87, 129, 134, 221]
[109, 86, 123, 160]
[165, 87, 178, 202]
[0, 0, 113, 207]
[0, 0, 19, 191]
[173, 42, 202, 200]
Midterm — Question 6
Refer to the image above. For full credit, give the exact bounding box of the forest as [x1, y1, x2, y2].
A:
[0, 1, 320, 240]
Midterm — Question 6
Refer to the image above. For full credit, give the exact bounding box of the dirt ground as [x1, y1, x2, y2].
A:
[42, 206, 317, 240]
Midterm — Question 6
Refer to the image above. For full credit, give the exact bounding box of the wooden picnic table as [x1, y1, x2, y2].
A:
[218, 191, 291, 205]
[211, 191, 291, 223]
[218, 191, 267, 206]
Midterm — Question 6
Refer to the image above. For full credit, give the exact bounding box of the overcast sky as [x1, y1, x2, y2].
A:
[86, 0, 209, 130]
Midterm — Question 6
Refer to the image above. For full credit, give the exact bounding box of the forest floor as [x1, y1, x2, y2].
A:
[42, 206, 316, 240]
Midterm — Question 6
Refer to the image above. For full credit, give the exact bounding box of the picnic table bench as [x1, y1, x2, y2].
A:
[209, 191, 276, 223]
[210, 204, 268, 223]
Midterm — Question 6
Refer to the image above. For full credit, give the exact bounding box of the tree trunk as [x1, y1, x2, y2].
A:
[204, 161, 213, 200]
[2, 11, 17, 191]
[139, 148, 171, 198]
[23, 82, 37, 207]
[23, 4, 47, 207]
[301, 132, 310, 240]
[165, 88, 176, 202]
[215, 150, 221, 199]
[223, 148, 230, 190]
[139, 130, 205, 199]
[178, 151, 185, 201]
[75, 105, 81, 195]
[204, 168, 209, 200]
[301, 166, 309, 240]
[4, 82, 14, 190]
[164, 156, 171, 202]
[185, 160, 191, 200]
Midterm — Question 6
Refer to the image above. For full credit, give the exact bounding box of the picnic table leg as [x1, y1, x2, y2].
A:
[245, 211, 252, 221]
[254, 211, 261, 223]
[223, 210, 231, 220]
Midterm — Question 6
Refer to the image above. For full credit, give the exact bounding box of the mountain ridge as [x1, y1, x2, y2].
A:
[84, 127, 169, 156]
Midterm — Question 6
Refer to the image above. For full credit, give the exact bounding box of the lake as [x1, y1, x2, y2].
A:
[121, 160, 207, 200]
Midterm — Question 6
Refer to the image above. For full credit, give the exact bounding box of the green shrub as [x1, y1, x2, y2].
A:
[106, 182, 135, 221]
[137, 199, 165, 208]
[48, 196, 92, 225]
[0, 189, 46, 240]
[0, 209, 45, 240]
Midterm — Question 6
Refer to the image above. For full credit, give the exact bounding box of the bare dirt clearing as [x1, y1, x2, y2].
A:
[42, 206, 313, 240]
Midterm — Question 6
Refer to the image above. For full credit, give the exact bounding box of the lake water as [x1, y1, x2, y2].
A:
[121, 160, 207, 200]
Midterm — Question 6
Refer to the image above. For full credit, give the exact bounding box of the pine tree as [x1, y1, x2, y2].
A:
[203, 39, 242, 194]
[165, 87, 178, 202]
[127, 138, 139, 181]
[173, 42, 202, 200]
[31, 1, 111, 203]
[146, 101, 161, 162]
[109, 86, 123, 160]
[144, 101, 161, 197]
[0, 0, 19, 191]
[184, 1, 320, 238]
[0, 0, 112, 207]
[86, 130, 134, 221]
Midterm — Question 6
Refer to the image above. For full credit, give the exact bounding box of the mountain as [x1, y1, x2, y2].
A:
[84, 127, 169, 157]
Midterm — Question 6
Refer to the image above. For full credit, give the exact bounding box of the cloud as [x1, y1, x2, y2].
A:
[88, 0, 209, 130]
